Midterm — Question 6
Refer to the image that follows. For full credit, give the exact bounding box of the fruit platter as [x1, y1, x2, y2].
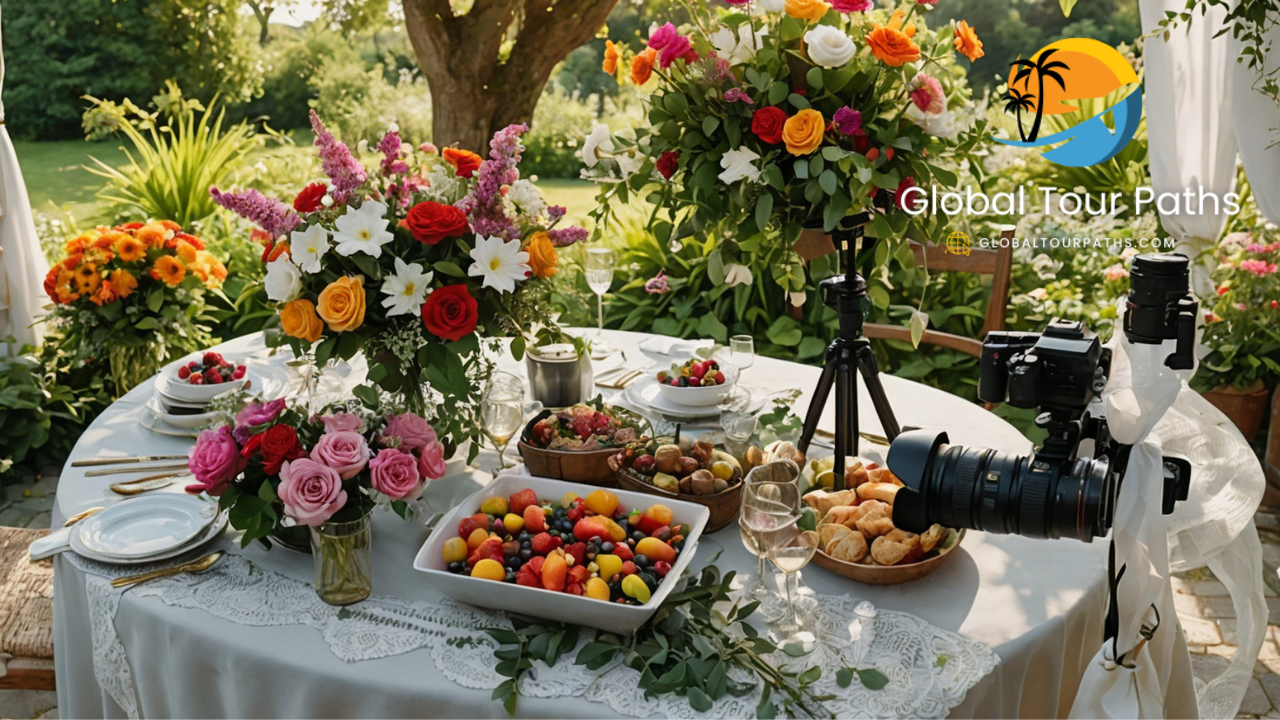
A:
[654, 357, 738, 408]
[517, 401, 651, 486]
[609, 437, 752, 532]
[413, 474, 710, 633]
[803, 458, 963, 585]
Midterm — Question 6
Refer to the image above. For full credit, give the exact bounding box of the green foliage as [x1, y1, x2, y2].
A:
[84, 83, 273, 227]
[309, 51, 433, 145]
[522, 86, 605, 179]
[1194, 233, 1280, 392]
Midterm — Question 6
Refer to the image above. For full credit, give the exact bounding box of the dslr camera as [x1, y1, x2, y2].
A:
[889, 254, 1197, 542]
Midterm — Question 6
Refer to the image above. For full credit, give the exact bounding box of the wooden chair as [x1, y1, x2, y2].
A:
[0, 526, 55, 691]
[864, 227, 1015, 357]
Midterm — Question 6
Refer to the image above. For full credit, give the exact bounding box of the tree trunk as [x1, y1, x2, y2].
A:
[402, 0, 620, 153]
[247, 1, 275, 46]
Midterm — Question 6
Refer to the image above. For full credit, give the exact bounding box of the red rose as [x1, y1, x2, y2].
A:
[751, 107, 788, 145]
[293, 182, 328, 213]
[852, 130, 870, 153]
[403, 201, 469, 245]
[422, 284, 479, 341]
[258, 424, 305, 475]
[894, 177, 919, 212]
[656, 151, 680, 179]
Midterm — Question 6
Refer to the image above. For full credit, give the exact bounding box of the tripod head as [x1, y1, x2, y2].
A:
[819, 213, 873, 341]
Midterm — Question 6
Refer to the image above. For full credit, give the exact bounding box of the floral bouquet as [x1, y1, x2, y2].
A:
[43, 221, 226, 396]
[186, 397, 447, 546]
[586, 0, 986, 297]
[211, 112, 587, 461]
[1196, 233, 1280, 394]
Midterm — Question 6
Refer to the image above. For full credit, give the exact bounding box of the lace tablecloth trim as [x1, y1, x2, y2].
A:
[67, 548, 997, 719]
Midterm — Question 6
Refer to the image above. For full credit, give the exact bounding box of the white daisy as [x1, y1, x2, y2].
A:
[380, 258, 434, 317]
[332, 201, 394, 258]
[468, 235, 531, 294]
[289, 223, 330, 274]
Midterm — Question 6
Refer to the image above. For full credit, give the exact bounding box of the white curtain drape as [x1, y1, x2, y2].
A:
[1138, 0, 1238, 294]
[1232, 23, 1280, 225]
[0, 4, 48, 353]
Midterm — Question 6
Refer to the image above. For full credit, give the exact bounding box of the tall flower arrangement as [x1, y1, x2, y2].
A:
[43, 221, 226, 396]
[1196, 233, 1280, 393]
[587, 0, 986, 298]
[212, 113, 586, 460]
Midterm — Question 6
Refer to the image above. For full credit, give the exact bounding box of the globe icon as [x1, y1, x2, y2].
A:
[946, 231, 971, 256]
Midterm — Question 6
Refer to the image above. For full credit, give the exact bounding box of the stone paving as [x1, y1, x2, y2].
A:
[2, 472, 1280, 719]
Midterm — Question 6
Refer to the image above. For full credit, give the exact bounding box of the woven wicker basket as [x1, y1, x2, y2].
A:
[518, 441, 618, 487]
[609, 458, 742, 532]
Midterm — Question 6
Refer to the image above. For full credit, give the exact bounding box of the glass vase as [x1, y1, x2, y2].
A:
[108, 341, 166, 398]
[308, 512, 372, 606]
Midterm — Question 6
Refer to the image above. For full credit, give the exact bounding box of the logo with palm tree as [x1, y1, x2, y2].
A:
[992, 38, 1142, 168]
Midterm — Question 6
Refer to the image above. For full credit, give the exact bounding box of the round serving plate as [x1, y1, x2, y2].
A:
[75, 494, 219, 559]
[811, 528, 965, 585]
[71, 509, 228, 566]
[146, 396, 219, 430]
[624, 376, 760, 420]
[140, 404, 201, 439]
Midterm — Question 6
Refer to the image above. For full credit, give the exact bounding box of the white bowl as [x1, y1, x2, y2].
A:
[146, 396, 219, 430]
[655, 363, 738, 408]
[412, 474, 711, 634]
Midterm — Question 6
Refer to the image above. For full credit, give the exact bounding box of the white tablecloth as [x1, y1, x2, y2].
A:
[51, 329, 1193, 718]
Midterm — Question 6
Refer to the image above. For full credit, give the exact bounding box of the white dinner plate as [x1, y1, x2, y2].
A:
[70, 508, 228, 566]
[75, 493, 218, 559]
[140, 405, 201, 439]
[155, 365, 288, 407]
[146, 396, 219, 430]
[624, 376, 764, 420]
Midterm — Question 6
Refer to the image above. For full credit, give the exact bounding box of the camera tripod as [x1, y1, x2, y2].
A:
[796, 219, 902, 491]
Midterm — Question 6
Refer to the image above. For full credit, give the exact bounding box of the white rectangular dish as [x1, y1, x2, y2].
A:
[412, 474, 711, 634]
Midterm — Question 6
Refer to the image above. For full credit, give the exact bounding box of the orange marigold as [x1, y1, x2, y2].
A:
[110, 268, 139, 298]
[867, 9, 920, 67]
[603, 40, 622, 80]
[114, 234, 148, 262]
[631, 48, 657, 86]
[151, 255, 186, 287]
[953, 21, 984, 62]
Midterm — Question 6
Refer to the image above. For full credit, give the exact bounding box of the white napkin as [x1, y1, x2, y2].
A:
[638, 336, 713, 356]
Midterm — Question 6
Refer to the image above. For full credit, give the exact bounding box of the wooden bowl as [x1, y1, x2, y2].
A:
[811, 529, 965, 585]
[516, 408, 650, 487]
[609, 458, 743, 532]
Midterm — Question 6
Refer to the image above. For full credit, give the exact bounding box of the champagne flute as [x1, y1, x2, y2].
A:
[584, 247, 616, 357]
[763, 522, 819, 650]
[482, 372, 525, 471]
[730, 334, 755, 379]
[740, 477, 801, 621]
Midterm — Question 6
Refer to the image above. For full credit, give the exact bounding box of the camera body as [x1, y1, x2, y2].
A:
[978, 320, 1111, 413]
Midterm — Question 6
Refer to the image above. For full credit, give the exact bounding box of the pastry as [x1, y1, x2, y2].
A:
[845, 460, 870, 488]
[920, 524, 947, 553]
[856, 482, 900, 504]
[819, 522, 850, 548]
[854, 501, 895, 538]
[868, 467, 904, 487]
[824, 525, 869, 563]
[870, 531, 918, 565]
[820, 505, 862, 529]
[802, 488, 858, 514]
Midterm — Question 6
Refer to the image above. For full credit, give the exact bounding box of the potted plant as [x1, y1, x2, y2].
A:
[1193, 232, 1280, 441]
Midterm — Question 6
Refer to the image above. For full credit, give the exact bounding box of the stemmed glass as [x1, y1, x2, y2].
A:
[481, 371, 526, 472]
[730, 334, 755, 378]
[739, 473, 799, 622]
[584, 247, 616, 357]
[762, 521, 819, 650]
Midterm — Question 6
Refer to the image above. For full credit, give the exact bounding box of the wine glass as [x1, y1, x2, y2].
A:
[482, 371, 525, 471]
[584, 247, 616, 357]
[740, 477, 800, 622]
[729, 335, 755, 377]
[762, 521, 819, 650]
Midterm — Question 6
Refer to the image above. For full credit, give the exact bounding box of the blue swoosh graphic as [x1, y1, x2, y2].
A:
[992, 89, 1142, 167]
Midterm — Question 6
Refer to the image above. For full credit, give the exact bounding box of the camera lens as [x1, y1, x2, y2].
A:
[1125, 253, 1190, 343]
[891, 433, 1113, 542]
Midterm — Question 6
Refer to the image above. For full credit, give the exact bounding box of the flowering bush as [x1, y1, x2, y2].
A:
[585, 0, 986, 298]
[43, 221, 226, 396]
[211, 112, 587, 459]
[187, 398, 447, 546]
[1196, 233, 1280, 392]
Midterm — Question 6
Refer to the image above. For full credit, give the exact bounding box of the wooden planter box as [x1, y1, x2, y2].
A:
[1201, 386, 1271, 442]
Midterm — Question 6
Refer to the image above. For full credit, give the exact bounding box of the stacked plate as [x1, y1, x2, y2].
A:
[32, 494, 227, 564]
[144, 354, 288, 438]
[622, 369, 766, 422]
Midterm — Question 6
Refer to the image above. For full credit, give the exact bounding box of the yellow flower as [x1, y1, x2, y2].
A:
[189, 251, 227, 288]
[151, 255, 186, 287]
[786, 0, 831, 22]
[867, 10, 920, 67]
[74, 264, 101, 296]
[316, 275, 366, 332]
[280, 298, 325, 343]
[110, 269, 138, 298]
[603, 40, 622, 81]
[114, 234, 148, 262]
[175, 239, 199, 264]
[525, 232, 559, 279]
[782, 108, 826, 156]
[953, 20, 984, 62]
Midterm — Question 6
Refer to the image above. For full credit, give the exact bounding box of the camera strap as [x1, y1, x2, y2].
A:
[1105, 538, 1125, 660]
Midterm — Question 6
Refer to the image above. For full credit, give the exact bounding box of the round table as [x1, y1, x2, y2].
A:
[52, 329, 1161, 718]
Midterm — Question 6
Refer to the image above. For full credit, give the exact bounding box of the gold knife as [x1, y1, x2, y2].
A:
[71, 454, 189, 467]
[85, 463, 190, 477]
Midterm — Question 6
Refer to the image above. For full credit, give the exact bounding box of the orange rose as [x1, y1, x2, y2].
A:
[525, 232, 559, 279]
[953, 20, 984, 62]
[316, 275, 366, 332]
[110, 269, 138, 298]
[279, 298, 324, 343]
[151, 255, 186, 287]
[631, 48, 657, 86]
[782, 108, 826, 156]
[136, 222, 173, 248]
[786, 0, 831, 22]
[867, 10, 920, 67]
[443, 148, 483, 179]
[603, 40, 622, 80]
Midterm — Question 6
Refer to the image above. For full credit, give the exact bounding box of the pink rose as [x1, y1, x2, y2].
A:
[418, 440, 447, 480]
[186, 426, 247, 497]
[910, 73, 946, 115]
[369, 448, 423, 501]
[236, 398, 286, 429]
[380, 413, 438, 452]
[310, 430, 370, 479]
[278, 458, 347, 526]
[319, 412, 364, 433]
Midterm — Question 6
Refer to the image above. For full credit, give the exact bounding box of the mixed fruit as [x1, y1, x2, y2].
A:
[441, 487, 690, 604]
[175, 352, 245, 386]
[526, 403, 643, 451]
[656, 357, 727, 388]
[612, 439, 743, 496]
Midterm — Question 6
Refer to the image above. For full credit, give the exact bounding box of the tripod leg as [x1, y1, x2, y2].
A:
[854, 344, 901, 441]
[833, 348, 856, 489]
[798, 358, 837, 460]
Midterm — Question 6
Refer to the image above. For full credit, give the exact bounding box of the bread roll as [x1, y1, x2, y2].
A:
[825, 526, 868, 563]
[870, 534, 915, 565]
[845, 460, 870, 488]
[854, 501, 895, 538]
[868, 467, 904, 487]
[856, 482, 900, 504]
[802, 488, 858, 515]
[819, 505, 862, 529]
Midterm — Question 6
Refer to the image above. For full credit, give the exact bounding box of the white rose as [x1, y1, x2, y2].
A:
[581, 124, 614, 168]
[724, 264, 754, 287]
[718, 147, 762, 185]
[804, 25, 856, 68]
[264, 255, 302, 302]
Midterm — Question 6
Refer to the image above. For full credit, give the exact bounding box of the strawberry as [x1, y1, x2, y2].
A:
[508, 488, 539, 517]
[458, 513, 489, 539]
[516, 566, 542, 588]
[568, 565, 590, 585]
[566, 504, 584, 522]
[204, 369, 222, 384]
[573, 518, 610, 543]
[564, 542, 588, 565]
[530, 532, 561, 555]
[232, 367, 246, 380]
[653, 560, 672, 577]
[189, 374, 204, 385]
[566, 582, 584, 596]
[714, 371, 725, 384]
[570, 415, 593, 440]
[202, 352, 224, 367]
[177, 366, 190, 380]
[691, 362, 706, 379]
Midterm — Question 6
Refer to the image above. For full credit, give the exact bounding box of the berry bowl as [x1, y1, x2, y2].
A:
[412, 474, 710, 634]
[655, 360, 737, 408]
[156, 352, 250, 404]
